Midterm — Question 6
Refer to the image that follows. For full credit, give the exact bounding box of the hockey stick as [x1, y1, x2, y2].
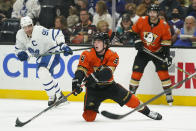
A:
[143, 48, 196, 79]
[15, 91, 75, 127]
[101, 71, 196, 119]
[41, 47, 92, 56]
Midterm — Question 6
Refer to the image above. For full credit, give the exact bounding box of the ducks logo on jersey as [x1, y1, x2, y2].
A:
[143, 32, 158, 46]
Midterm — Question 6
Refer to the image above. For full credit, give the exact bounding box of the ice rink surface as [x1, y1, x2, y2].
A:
[0, 99, 196, 131]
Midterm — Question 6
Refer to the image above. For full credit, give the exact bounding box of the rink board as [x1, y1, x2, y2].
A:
[1, 45, 196, 106]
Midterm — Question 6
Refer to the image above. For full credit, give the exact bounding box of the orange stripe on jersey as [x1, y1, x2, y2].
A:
[131, 71, 143, 80]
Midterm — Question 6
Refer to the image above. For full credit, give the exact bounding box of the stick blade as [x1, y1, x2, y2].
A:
[15, 117, 28, 127]
[101, 111, 124, 119]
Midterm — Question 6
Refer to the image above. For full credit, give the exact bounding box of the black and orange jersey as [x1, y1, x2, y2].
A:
[132, 16, 171, 52]
[77, 48, 119, 82]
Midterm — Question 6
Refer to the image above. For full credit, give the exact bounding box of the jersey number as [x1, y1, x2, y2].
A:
[42, 29, 49, 36]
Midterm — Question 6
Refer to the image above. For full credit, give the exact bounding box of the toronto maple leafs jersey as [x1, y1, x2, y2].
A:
[15, 25, 65, 57]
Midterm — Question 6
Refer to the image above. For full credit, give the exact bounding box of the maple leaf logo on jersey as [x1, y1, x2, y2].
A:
[143, 32, 158, 46]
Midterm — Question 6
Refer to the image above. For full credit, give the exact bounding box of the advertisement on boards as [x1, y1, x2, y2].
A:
[0, 45, 196, 97]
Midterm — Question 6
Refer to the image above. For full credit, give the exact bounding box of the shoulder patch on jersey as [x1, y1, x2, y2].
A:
[113, 58, 119, 65]
[80, 55, 85, 62]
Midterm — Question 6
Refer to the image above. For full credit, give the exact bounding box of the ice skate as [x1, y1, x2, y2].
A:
[147, 111, 162, 120]
[139, 106, 162, 120]
[48, 95, 57, 106]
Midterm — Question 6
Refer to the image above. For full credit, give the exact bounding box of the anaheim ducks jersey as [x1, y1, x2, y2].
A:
[77, 48, 119, 82]
[132, 16, 171, 52]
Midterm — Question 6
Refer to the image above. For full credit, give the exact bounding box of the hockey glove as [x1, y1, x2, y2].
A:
[134, 39, 143, 52]
[17, 51, 29, 61]
[72, 79, 83, 96]
[61, 44, 73, 56]
[165, 56, 172, 67]
[162, 46, 172, 67]
[85, 72, 99, 88]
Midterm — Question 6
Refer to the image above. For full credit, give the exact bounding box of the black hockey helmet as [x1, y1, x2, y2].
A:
[93, 32, 110, 46]
[148, 4, 160, 13]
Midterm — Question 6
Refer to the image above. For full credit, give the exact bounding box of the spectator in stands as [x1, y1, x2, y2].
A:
[93, 0, 112, 29]
[0, 0, 15, 19]
[11, 0, 41, 20]
[54, 16, 72, 44]
[76, 0, 88, 10]
[71, 9, 96, 44]
[173, 16, 196, 47]
[75, 0, 94, 21]
[136, 0, 153, 16]
[116, 3, 140, 29]
[159, 0, 183, 20]
[186, 0, 196, 19]
[67, 6, 79, 30]
[115, 13, 134, 45]
[88, 0, 98, 15]
[96, 20, 112, 38]
[168, 8, 184, 30]
[176, 0, 188, 18]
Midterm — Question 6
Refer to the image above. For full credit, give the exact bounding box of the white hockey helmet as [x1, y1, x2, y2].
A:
[20, 16, 33, 28]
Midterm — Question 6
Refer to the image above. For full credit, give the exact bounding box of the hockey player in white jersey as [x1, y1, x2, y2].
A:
[15, 16, 73, 106]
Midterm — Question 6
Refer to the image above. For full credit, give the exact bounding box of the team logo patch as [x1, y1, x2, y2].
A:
[134, 65, 139, 69]
[143, 32, 158, 46]
[81, 55, 85, 62]
[89, 102, 95, 107]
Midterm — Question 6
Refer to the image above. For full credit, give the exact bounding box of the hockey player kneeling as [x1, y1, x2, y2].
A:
[15, 16, 73, 106]
[72, 32, 162, 122]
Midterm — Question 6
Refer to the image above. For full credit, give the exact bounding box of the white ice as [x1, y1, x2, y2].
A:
[0, 99, 196, 131]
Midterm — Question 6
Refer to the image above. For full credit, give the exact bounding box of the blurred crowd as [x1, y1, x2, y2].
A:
[0, 0, 196, 47]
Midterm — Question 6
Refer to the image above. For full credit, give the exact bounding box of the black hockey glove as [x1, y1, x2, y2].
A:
[134, 39, 143, 52]
[85, 72, 99, 88]
[72, 79, 83, 96]
[165, 56, 172, 67]
[162, 46, 172, 67]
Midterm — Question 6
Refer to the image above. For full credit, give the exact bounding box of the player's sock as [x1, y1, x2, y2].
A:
[129, 85, 138, 94]
[164, 88, 173, 105]
[166, 94, 173, 105]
